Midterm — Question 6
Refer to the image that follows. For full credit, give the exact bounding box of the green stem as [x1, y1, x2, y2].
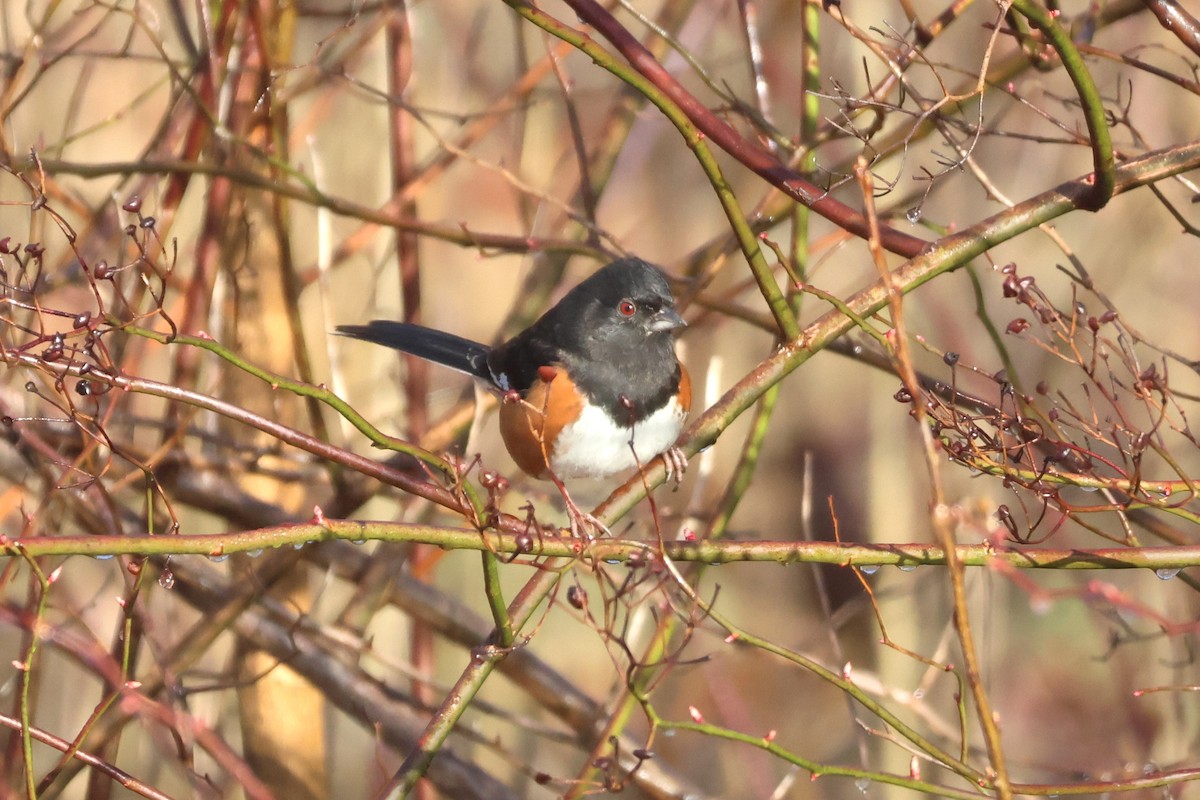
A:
[16, 547, 51, 798]
[480, 551, 513, 645]
[119, 325, 490, 521]
[503, 0, 798, 340]
[1010, 0, 1114, 208]
[383, 566, 562, 798]
[654, 717, 984, 799]
[12, 522, 1200, 571]
[661, 576, 983, 785]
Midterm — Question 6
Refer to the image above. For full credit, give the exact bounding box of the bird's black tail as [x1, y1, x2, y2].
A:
[336, 321, 494, 383]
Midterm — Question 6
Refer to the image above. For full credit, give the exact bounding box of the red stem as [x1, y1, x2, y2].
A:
[561, 0, 930, 258]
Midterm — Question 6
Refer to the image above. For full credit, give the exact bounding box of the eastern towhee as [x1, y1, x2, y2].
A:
[337, 258, 691, 524]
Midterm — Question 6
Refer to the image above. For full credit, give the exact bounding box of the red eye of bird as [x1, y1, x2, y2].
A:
[618, 300, 636, 317]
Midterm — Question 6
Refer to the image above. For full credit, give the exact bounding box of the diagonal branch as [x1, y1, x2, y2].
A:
[540, 0, 931, 258]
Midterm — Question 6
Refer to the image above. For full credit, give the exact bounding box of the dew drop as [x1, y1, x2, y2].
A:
[209, 554, 229, 562]
[905, 207, 922, 224]
[855, 777, 872, 793]
[897, 564, 917, 572]
[1155, 568, 1180, 581]
[158, 570, 175, 589]
[859, 565, 880, 575]
[94, 553, 114, 561]
[246, 548, 263, 557]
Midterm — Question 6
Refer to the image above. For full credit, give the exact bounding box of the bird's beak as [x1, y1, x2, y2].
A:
[649, 307, 687, 332]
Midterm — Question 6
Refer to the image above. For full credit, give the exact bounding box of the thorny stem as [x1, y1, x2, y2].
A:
[1009, 0, 1115, 209]
[15, 547, 50, 799]
[7, 3, 1200, 796]
[502, 0, 798, 340]
[554, 0, 931, 259]
[597, 139, 1200, 524]
[380, 566, 564, 799]
[0, 713, 172, 800]
[14, 525, 1200, 571]
[857, 160, 1012, 797]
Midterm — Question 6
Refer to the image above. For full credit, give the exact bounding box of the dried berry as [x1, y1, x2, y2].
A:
[1006, 319, 1029, 334]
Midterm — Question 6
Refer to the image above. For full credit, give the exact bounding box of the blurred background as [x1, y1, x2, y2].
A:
[1, 0, 1200, 797]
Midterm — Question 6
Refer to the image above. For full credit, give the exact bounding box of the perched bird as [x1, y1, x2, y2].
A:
[337, 257, 691, 530]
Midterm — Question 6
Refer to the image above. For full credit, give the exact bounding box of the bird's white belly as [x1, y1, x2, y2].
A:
[549, 397, 687, 479]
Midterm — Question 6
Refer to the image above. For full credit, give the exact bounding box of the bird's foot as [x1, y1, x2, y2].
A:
[663, 447, 688, 486]
[550, 474, 609, 539]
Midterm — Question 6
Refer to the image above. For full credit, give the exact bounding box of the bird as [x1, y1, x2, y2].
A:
[336, 257, 691, 533]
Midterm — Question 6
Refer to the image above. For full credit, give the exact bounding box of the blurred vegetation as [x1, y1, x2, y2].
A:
[1, 0, 1200, 797]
